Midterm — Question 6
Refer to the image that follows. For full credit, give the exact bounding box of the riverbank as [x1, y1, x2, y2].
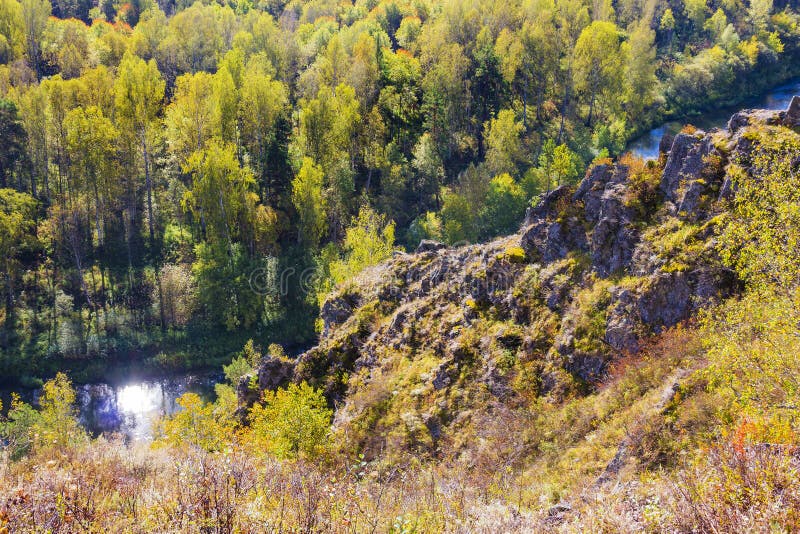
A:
[629, 76, 800, 158]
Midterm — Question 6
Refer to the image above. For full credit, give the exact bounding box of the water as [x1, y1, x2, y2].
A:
[627, 78, 800, 159]
[2, 371, 222, 442]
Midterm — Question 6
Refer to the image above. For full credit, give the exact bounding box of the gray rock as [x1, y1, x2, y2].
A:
[526, 185, 574, 223]
[659, 133, 675, 155]
[416, 239, 447, 253]
[638, 272, 691, 329]
[520, 218, 588, 263]
[786, 95, 800, 126]
[237, 355, 295, 408]
[660, 133, 713, 203]
[676, 179, 707, 218]
[320, 293, 359, 336]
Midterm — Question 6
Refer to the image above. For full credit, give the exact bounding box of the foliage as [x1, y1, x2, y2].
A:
[155, 390, 237, 452]
[326, 205, 396, 291]
[717, 129, 800, 291]
[247, 382, 332, 460]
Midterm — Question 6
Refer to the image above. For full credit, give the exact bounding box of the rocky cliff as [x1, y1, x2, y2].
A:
[242, 101, 800, 461]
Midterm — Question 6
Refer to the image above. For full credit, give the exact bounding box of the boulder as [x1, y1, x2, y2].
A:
[638, 272, 691, 329]
[416, 239, 447, 253]
[525, 185, 574, 223]
[320, 293, 359, 336]
[660, 133, 713, 203]
[658, 133, 675, 155]
[787, 95, 800, 127]
[520, 218, 588, 263]
[236, 355, 295, 408]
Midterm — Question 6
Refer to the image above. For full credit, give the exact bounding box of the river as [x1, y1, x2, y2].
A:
[627, 78, 800, 159]
[2, 371, 222, 442]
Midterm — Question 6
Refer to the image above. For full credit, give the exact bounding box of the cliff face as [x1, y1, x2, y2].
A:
[244, 103, 798, 460]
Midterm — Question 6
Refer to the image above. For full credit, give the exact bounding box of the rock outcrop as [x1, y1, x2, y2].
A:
[242, 104, 794, 458]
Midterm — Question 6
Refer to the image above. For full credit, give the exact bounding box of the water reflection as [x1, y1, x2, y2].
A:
[77, 374, 220, 442]
[628, 78, 800, 159]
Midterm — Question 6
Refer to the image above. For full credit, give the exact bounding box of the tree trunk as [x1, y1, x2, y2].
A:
[142, 134, 155, 247]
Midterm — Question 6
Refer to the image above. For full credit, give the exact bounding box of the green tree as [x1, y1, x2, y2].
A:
[248, 382, 332, 460]
[165, 71, 215, 164]
[748, 0, 772, 33]
[328, 205, 396, 287]
[0, 0, 24, 63]
[440, 188, 479, 244]
[625, 21, 657, 119]
[64, 105, 118, 247]
[156, 391, 237, 451]
[19, 0, 49, 77]
[705, 8, 729, 41]
[192, 242, 266, 330]
[412, 132, 444, 209]
[114, 51, 165, 245]
[484, 109, 524, 177]
[183, 140, 257, 249]
[291, 157, 327, 248]
[573, 21, 626, 126]
[0, 99, 25, 189]
[32, 373, 85, 452]
[239, 68, 289, 196]
[660, 8, 676, 50]
[684, 0, 708, 29]
[0, 188, 36, 336]
[480, 173, 527, 238]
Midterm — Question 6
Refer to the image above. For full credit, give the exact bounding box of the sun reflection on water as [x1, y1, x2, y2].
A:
[117, 384, 160, 415]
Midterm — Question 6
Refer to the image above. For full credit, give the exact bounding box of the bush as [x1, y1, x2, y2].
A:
[247, 382, 332, 460]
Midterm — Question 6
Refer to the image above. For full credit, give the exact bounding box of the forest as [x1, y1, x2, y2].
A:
[2, 0, 799, 384]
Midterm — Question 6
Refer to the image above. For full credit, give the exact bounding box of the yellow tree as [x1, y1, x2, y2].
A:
[114, 51, 165, 246]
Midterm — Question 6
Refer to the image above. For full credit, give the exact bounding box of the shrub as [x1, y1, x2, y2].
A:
[248, 382, 332, 460]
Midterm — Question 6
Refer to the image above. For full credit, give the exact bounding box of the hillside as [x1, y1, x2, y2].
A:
[247, 102, 799, 459]
[0, 101, 798, 531]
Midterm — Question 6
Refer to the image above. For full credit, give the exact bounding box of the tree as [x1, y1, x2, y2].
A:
[291, 157, 327, 248]
[536, 140, 582, 192]
[327, 205, 396, 287]
[192, 242, 268, 330]
[660, 8, 676, 51]
[625, 21, 657, 119]
[64, 105, 118, 247]
[182, 140, 257, 249]
[297, 84, 361, 174]
[296, 84, 360, 234]
[15, 85, 47, 196]
[705, 8, 728, 41]
[239, 68, 289, 196]
[164, 71, 214, 163]
[573, 21, 626, 126]
[748, 0, 772, 33]
[484, 109, 524, 177]
[0, 188, 36, 338]
[19, 0, 49, 77]
[0, 0, 24, 63]
[0, 99, 26, 188]
[114, 51, 165, 246]
[32, 373, 85, 452]
[480, 173, 527, 238]
[412, 132, 444, 209]
[156, 391, 236, 451]
[248, 382, 332, 460]
[440, 188, 479, 245]
[684, 0, 708, 30]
